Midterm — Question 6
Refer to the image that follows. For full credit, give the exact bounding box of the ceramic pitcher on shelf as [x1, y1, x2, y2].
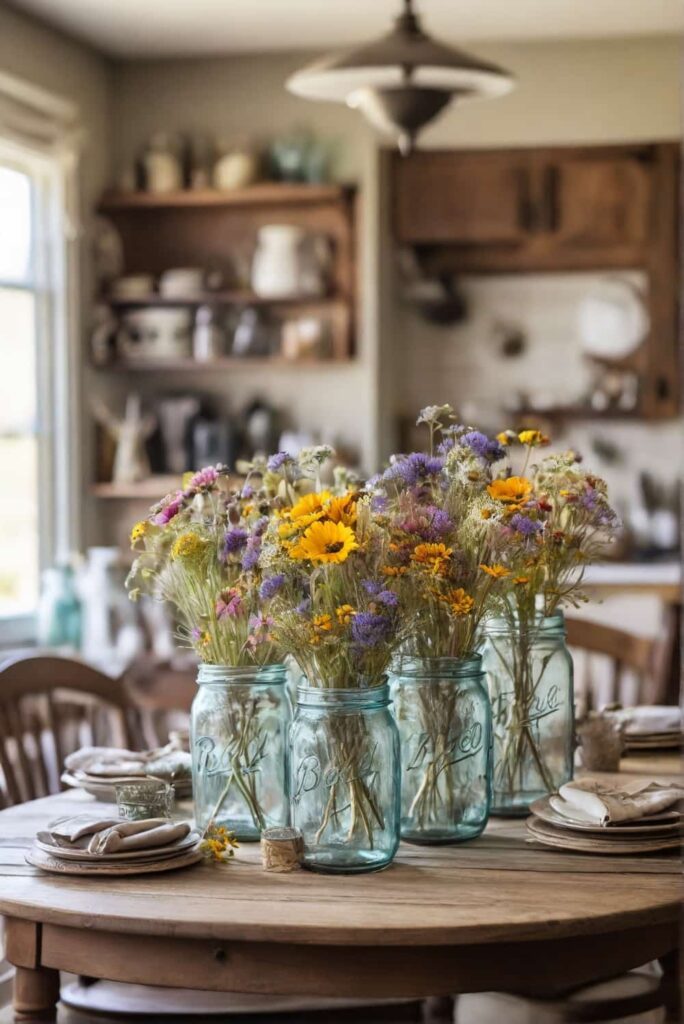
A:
[251, 225, 329, 299]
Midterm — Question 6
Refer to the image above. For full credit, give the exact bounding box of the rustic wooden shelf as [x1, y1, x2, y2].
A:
[99, 183, 352, 212]
[90, 476, 182, 499]
[94, 355, 354, 372]
[104, 292, 345, 310]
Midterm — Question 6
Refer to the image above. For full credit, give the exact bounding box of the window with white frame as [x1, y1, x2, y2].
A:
[0, 75, 80, 643]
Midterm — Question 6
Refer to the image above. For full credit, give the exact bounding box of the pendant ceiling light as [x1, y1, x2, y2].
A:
[287, 0, 514, 154]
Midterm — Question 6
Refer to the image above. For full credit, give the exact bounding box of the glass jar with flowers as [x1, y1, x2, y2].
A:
[479, 432, 620, 815]
[370, 406, 504, 844]
[127, 459, 313, 841]
[259, 485, 407, 873]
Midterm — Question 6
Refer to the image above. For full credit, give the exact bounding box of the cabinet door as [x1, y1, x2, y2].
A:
[393, 151, 535, 245]
[548, 153, 652, 248]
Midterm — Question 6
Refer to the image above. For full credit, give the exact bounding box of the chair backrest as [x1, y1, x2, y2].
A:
[565, 618, 662, 713]
[0, 655, 145, 806]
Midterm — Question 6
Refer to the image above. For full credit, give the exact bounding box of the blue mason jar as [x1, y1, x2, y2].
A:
[480, 612, 574, 816]
[290, 683, 400, 874]
[191, 663, 290, 840]
[390, 655, 492, 844]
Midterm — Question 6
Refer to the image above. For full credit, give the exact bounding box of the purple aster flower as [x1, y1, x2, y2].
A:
[252, 515, 269, 537]
[190, 626, 203, 642]
[259, 574, 285, 600]
[370, 494, 388, 513]
[296, 597, 312, 615]
[241, 483, 254, 500]
[382, 452, 444, 487]
[362, 580, 382, 597]
[377, 590, 398, 607]
[267, 451, 292, 472]
[462, 431, 506, 464]
[241, 537, 261, 570]
[509, 513, 543, 537]
[223, 527, 248, 555]
[581, 488, 599, 511]
[351, 611, 392, 648]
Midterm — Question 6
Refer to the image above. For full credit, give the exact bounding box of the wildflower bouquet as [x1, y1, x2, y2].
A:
[367, 405, 508, 837]
[479, 430, 620, 810]
[127, 453, 332, 838]
[259, 485, 408, 855]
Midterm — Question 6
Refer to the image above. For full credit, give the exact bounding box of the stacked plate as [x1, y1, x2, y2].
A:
[61, 745, 193, 802]
[27, 818, 202, 876]
[604, 706, 683, 754]
[527, 795, 682, 854]
[623, 730, 683, 753]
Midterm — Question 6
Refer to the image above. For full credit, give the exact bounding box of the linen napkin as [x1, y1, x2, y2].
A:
[39, 814, 191, 855]
[556, 778, 684, 826]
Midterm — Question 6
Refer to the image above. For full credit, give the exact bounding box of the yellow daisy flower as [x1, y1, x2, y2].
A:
[479, 563, 510, 579]
[411, 542, 453, 575]
[289, 520, 358, 564]
[487, 476, 532, 505]
[172, 531, 206, 561]
[382, 565, 408, 577]
[130, 520, 148, 543]
[496, 430, 515, 446]
[288, 491, 332, 521]
[335, 604, 356, 625]
[312, 614, 333, 632]
[445, 588, 475, 617]
[513, 575, 530, 586]
[518, 429, 549, 447]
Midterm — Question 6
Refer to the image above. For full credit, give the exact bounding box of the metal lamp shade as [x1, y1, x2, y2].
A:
[286, 3, 513, 150]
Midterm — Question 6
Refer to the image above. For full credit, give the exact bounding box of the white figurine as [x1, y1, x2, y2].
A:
[93, 393, 156, 484]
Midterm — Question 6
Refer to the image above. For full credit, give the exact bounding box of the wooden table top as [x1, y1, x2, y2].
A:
[0, 754, 681, 949]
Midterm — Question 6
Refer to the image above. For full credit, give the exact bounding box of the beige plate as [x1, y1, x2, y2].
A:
[35, 831, 199, 863]
[61, 771, 192, 803]
[526, 816, 682, 855]
[26, 843, 203, 876]
[624, 735, 683, 750]
[530, 797, 682, 835]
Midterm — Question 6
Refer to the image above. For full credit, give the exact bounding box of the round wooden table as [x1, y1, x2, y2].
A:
[0, 757, 681, 1022]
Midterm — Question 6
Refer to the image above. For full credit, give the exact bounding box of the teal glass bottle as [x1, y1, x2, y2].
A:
[390, 655, 492, 844]
[480, 612, 574, 816]
[191, 663, 290, 840]
[290, 683, 400, 874]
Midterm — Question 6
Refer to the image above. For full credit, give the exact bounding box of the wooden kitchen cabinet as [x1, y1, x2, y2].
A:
[548, 151, 652, 249]
[391, 143, 672, 271]
[394, 151, 537, 245]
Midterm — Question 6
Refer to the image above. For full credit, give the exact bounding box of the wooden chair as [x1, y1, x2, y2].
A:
[0, 654, 146, 807]
[564, 617, 664, 713]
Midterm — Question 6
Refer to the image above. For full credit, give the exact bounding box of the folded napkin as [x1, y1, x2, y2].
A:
[606, 706, 682, 737]
[87, 820, 191, 855]
[39, 814, 191, 856]
[557, 778, 684, 826]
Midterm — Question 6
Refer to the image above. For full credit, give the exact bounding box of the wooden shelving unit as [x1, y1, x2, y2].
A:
[92, 181, 358, 496]
[99, 183, 353, 211]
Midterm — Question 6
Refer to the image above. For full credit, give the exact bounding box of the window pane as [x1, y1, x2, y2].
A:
[0, 166, 32, 283]
[0, 287, 38, 617]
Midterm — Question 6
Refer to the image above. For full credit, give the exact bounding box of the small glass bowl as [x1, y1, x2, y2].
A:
[115, 779, 174, 821]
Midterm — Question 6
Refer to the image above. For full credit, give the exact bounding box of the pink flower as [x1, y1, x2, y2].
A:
[216, 588, 243, 620]
[154, 493, 183, 526]
[188, 466, 219, 490]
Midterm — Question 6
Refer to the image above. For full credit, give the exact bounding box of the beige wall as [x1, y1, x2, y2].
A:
[109, 36, 681, 479]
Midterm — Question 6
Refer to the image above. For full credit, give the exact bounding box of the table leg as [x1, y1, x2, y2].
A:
[13, 965, 60, 1023]
[659, 949, 682, 1023]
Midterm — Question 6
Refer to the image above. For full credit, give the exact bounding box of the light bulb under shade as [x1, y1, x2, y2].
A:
[348, 86, 453, 154]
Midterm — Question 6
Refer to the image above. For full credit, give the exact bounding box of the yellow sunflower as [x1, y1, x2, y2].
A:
[325, 493, 358, 526]
[487, 476, 532, 505]
[336, 604, 356, 625]
[289, 519, 358, 564]
[288, 491, 331, 521]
